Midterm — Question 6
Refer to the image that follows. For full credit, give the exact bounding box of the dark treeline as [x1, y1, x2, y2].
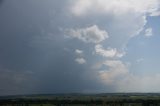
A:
[1, 98, 160, 106]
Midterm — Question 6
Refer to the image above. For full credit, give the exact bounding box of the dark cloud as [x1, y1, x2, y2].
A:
[0, 0, 3, 4]
[0, 0, 3, 7]
[0, 0, 108, 95]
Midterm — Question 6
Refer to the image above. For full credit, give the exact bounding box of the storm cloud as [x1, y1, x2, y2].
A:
[0, 0, 160, 95]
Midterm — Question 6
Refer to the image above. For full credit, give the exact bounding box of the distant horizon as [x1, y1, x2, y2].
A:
[1, 92, 160, 97]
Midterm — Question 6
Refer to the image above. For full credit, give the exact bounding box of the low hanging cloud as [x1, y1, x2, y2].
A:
[66, 25, 109, 43]
[116, 73, 160, 92]
[97, 60, 160, 92]
[98, 60, 129, 84]
[95, 44, 125, 58]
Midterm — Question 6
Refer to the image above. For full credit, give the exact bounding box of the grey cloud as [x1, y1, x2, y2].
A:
[0, 0, 107, 95]
[0, 0, 3, 5]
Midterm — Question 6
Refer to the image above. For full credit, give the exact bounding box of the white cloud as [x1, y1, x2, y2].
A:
[75, 49, 83, 55]
[99, 60, 128, 84]
[75, 58, 86, 64]
[75, 49, 86, 64]
[69, 0, 160, 49]
[67, 0, 160, 92]
[96, 59, 160, 92]
[66, 25, 109, 43]
[95, 44, 125, 58]
[70, 0, 160, 17]
[145, 28, 153, 37]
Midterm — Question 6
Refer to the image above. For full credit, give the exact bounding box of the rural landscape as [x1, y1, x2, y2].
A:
[1, 0, 160, 106]
[1, 93, 160, 106]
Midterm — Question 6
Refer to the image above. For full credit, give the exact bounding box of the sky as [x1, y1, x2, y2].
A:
[0, 0, 160, 95]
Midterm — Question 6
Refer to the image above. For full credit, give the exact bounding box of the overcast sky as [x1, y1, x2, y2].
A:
[0, 0, 160, 96]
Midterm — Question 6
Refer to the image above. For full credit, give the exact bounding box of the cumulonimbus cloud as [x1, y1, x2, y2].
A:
[69, 0, 160, 48]
[65, 0, 160, 92]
